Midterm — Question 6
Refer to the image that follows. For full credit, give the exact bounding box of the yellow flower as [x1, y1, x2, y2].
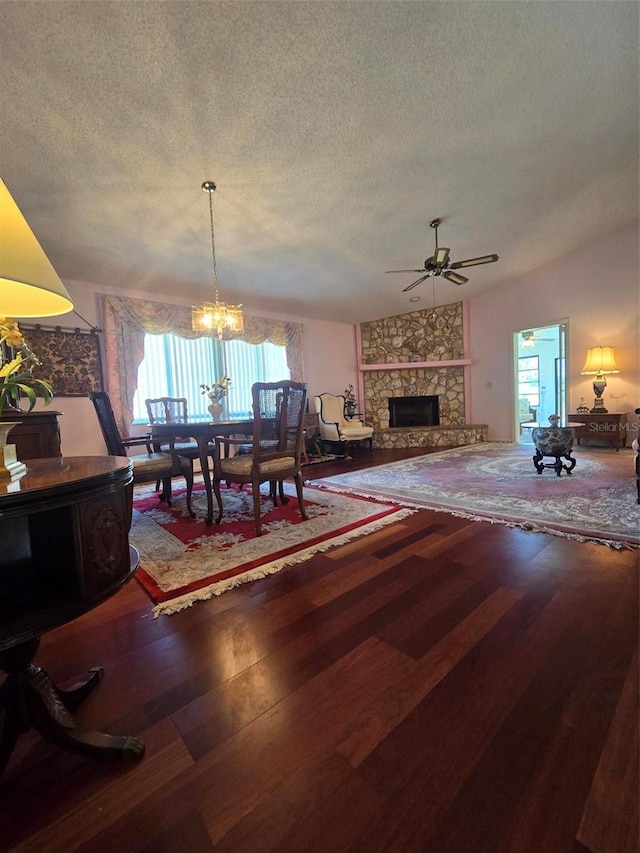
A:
[0, 318, 54, 412]
[0, 317, 24, 348]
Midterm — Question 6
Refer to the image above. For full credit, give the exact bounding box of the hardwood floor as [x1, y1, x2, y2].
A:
[1, 447, 638, 852]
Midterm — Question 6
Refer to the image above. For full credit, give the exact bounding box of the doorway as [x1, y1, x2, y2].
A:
[514, 323, 567, 443]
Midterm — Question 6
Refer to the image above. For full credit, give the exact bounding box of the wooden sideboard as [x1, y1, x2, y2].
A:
[0, 409, 62, 459]
[567, 412, 628, 451]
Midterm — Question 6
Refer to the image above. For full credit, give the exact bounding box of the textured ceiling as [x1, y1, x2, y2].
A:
[1, 1, 638, 324]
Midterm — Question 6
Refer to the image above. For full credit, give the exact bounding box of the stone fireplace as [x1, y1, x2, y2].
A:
[359, 302, 487, 448]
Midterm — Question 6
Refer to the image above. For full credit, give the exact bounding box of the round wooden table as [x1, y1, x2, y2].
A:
[0, 456, 145, 772]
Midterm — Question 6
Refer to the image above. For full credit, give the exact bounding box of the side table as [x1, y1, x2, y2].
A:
[567, 413, 628, 451]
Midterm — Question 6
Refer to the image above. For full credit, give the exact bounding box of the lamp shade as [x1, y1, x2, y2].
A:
[0, 178, 73, 317]
[581, 346, 619, 375]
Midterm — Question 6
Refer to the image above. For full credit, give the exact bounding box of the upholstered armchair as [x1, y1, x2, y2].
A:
[314, 393, 373, 453]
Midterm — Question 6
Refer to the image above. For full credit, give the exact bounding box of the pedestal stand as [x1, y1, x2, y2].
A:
[531, 424, 580, 477]
[0, 638, 144, 772]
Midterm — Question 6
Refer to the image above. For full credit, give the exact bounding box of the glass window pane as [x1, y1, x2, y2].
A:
[518, 355, 540, 407]
[133, 333, 290, 422]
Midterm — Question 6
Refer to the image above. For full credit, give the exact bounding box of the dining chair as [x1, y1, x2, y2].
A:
[89, 391, 195, 517]
[144, 397, 200, 456]
[210, 380, 308, 536]
[144, 396, 201, 488]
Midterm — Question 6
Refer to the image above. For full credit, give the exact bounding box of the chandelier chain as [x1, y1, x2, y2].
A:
[206, 183, 219, 302]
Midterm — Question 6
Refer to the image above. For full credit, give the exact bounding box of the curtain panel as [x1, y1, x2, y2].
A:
[102, 295, 304, 431]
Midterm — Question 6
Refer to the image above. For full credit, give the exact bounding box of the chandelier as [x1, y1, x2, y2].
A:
[191, 180, 244, 339]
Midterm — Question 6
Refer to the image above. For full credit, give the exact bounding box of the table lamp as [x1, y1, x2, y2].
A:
[0, 178, 74, 317]
[1, 177, 74, 478]
[581, 346, 619, 413]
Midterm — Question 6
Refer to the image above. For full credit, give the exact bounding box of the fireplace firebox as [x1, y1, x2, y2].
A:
[389, 395, 439, 428]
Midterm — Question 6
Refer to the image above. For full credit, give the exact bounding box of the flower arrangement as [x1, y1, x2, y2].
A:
[200, 376, 231, 402]
[0, 317, 54, 412]
[344, 384, 357, 416]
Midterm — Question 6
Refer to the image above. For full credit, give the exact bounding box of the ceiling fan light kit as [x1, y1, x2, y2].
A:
[386, 217, 499, 295]
[443, 270, 468, 286]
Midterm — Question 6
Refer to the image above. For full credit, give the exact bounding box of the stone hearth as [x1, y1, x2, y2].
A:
[373, 424, 487, 450]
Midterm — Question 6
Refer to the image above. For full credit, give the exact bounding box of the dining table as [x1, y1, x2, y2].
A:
[148, 417, 254, 524]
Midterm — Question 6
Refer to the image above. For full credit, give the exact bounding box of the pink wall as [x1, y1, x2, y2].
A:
[468, 221, 639, 442]
[26, 281, 358, 456]
[19, 220, 639, 454]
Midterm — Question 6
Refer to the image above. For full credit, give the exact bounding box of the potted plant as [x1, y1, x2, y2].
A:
[200, 377, 231, 421]
[1, 317, 54, 413]
[1, 316, 54, 478]
[344, 384, 357, 419]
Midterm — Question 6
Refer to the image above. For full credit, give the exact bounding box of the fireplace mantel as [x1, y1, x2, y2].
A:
[361, 358, 471, 371]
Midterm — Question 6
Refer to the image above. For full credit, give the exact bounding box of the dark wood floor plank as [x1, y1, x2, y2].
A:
[377, 568, 502, 658]
[346, 587, 585, 851]
[335, 585, 523, 767]
[174, 596, 419, 759]
[171, 557, 460, 758]
[417, 572, 638, 853]
[104, 637, 413, 847]
[577, 647, 639, 853]
[4, 719, 193, 853]
[212, 748, 357, 853]
[2, 447, 636, 853]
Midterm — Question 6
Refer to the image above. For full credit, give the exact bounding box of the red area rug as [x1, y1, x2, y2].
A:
[309, 443, 639, 550]
[130, 480, 414, 616]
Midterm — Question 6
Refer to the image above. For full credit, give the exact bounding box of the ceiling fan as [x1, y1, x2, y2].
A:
[520, 330, 557, 348]
[386, 218, 499, 292]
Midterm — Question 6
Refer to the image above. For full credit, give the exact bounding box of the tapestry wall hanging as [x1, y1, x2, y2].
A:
[21, 327, 103, 396]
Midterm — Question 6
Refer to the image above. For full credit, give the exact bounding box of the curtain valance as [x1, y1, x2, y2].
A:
[101, 295, 304, 431]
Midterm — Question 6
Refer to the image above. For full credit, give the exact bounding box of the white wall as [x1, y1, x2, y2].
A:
[469, 221, 639, 443]
[23, 280, 358, 456]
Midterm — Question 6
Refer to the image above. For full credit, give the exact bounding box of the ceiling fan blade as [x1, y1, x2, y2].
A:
[443, 270, 469, 286]
[450, 254, 499, 269]
[402, 275, 429, 293]
[385, 268, 425, 273]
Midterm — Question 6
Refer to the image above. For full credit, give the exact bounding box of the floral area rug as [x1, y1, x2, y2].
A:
[309, 442, 639, 550]
[129, 481, 414, 616]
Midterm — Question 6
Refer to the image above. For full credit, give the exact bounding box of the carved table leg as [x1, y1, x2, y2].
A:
[0, 638, 144, 773]
[533, 449, 545, 473]
[199, 435, 215, 525]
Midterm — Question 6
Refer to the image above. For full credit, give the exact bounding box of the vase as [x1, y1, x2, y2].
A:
[207, 400, 224, 421]
[0, 421, 27, 480]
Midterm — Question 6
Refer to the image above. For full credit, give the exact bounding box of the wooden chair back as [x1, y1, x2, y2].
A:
[145, 397, 189, 424]
[89, 391, 128, 456]
[252, 382, 306, 459]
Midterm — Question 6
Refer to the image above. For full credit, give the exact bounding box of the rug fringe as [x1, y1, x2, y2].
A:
[311, 484, 639, 551]
[151, 507, 415, 617]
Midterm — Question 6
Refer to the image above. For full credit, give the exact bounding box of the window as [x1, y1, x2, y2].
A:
[518, 355, 540, 408]
[132, 333, 290, 422]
